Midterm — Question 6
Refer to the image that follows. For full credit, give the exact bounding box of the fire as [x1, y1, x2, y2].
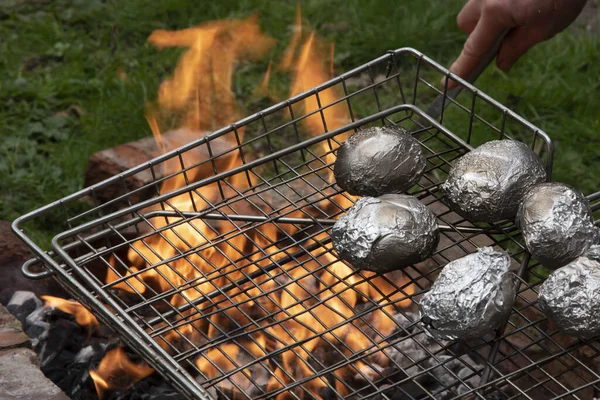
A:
[42, 296, 99, 327]
[147, 14, 275, 132]
[89, 347, 154, 398]
[47, 9, 418, 399]
[284, 19, 350, 181]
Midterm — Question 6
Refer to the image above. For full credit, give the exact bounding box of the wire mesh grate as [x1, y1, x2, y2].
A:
[12, 48, 600, 400]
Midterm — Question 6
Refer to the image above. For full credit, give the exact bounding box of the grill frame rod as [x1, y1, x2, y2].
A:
[12, 47, 600, 400]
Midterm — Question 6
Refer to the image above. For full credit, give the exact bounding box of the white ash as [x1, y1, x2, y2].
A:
[8, 290, 43, 308]
[25, 303, 50, 332]
[7, 290, 43, 323]
[25, 305, 51, 347]
[74, 345, 97, 364]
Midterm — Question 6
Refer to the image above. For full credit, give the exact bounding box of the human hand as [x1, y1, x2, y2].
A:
[446, 0, 588, 86]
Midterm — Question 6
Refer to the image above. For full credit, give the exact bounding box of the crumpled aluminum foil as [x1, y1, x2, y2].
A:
[334, 125, 426, 197]
[332, 194, 439, 272]
[585, 244, 600, 262]
[518, 182, 597, 269]
[419, 247, 517, 341]
[441, 140, 546, 222]
[538, 256, 600, 339]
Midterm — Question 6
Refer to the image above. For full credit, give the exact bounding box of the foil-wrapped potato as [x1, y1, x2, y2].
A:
[334, 126, 426, 197]
[585, 244, 600, 262]
[419, 247, 517, 340]
[332, 194, 439, 272]
[441, 140, 546, 222]
[518, 182, 597, 269]
[538, 256, 600, 339]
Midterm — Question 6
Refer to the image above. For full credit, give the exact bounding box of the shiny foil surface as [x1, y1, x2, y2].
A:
[538, 256, 600, 339]
[441, 140, 546, 222]
[419, 247, 517, 341]
[585, 244, 600, 262]
[331, 194, 439, 272]
[334, 125, 426, 197]
[518, 182, 597, 269]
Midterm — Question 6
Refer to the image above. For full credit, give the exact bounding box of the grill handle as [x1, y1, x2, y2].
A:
[22, 257, 55, 280]
[589, 190, 600, 213]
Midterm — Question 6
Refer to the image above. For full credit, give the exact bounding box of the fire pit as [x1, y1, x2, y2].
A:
[9, 30, 600, 400]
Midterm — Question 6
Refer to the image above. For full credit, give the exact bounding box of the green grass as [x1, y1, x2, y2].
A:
[1, 0, 599, 244]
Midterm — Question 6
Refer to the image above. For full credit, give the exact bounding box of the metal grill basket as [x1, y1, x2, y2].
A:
[12, 48, 600, 400]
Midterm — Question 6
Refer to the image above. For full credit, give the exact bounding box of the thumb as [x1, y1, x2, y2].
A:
[496, 26, 547, 71]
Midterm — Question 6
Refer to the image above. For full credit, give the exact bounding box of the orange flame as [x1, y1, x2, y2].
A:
[289, 32, 348, 135]
[284, 22, 353, 208]
[147, 14, 275, 132]
[280, 5, 302, 71]
[254, 60, 273, 97]
[89, 347, 154, 398]
[42, 296, 99, 327]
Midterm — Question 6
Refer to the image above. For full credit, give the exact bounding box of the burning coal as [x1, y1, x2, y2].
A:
[42, 296, 99, 327]
[89, 347, 154, 398]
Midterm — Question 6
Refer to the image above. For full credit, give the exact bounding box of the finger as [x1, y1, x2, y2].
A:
[457, 0, 481, 34]
[448, 12, 510, 82]
[496, 26, 548, 71]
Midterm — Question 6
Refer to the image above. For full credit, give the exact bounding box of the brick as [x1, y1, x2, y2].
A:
[0, 305, 30, 350]
[0, 348, 69, 400]
[84, 128, 238, 207]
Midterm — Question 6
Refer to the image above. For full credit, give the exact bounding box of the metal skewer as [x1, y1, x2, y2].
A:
[145, 210, 517, 235]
